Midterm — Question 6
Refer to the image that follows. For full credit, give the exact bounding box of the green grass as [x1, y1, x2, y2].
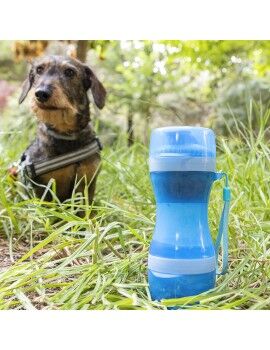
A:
[0, 101, 269, 310]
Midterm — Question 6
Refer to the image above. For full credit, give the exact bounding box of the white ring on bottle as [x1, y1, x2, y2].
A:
[149, 156, 216, 172]
[148, 254, 216, 275]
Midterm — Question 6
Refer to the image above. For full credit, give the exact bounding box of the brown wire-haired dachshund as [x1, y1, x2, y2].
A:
[18, 55, 106, 203]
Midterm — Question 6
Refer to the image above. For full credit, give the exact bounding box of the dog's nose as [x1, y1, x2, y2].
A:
[35, 88, 52, 103]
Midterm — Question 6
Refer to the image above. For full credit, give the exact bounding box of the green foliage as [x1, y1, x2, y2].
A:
[0, 41, 14, 60]
[0, 41, 26, 81]
[213, 76, 270, 132]
[103, 41, 168, 124]
[92, 40, 270, 136]
[162, 40, 270, 77]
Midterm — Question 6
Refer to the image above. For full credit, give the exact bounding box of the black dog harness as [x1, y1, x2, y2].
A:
[22, 136, 102, 179]
[9, 122, 102, 183]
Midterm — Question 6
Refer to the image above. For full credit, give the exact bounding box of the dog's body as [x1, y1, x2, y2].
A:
[19, 55, 106, 202]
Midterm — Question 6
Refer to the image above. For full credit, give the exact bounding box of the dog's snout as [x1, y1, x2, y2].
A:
[35, 88, 52, 103]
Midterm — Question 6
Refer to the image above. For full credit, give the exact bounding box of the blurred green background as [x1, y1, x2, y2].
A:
[1, 40, 270, 143]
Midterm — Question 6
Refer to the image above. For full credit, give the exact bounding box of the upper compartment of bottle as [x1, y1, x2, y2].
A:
[149, 126, 216, 172]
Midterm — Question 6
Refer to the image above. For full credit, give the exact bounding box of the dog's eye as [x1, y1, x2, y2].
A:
[36, 66, 44, 74]
[64, 68, 75, 78]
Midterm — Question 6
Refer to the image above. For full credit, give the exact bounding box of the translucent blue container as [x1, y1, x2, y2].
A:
[148, 126, 229, 301]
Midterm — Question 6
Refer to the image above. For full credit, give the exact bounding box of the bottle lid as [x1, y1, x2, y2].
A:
[149, 126, 216, 172]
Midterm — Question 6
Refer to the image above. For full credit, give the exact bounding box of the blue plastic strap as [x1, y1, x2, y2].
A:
[215, 172, 230, 275]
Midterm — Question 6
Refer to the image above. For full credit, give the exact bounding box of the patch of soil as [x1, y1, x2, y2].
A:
[0, 236, 29, 270]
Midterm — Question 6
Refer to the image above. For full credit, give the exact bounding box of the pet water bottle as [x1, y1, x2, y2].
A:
[148, 126, 230, 300]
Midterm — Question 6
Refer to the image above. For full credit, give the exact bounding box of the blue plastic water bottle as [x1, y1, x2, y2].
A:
[148, 126, 230, 301]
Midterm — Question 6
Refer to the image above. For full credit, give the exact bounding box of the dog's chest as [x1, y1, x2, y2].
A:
[25, 130, 101, 201]
[35, 154, 101, 201]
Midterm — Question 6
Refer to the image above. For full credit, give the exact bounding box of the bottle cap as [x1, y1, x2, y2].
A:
[149, 126, 216, 172]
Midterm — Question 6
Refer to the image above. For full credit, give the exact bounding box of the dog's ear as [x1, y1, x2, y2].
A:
[19, 65, 34, 104]
[84, 66, 106, 109]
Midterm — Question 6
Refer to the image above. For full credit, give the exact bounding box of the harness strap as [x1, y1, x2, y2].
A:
[24, 137, 102, 178]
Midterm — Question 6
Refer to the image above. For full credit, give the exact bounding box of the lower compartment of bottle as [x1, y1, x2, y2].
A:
[148, 269, 216, 301]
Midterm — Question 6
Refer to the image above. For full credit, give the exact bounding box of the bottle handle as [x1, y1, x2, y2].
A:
[214, 172, 231, 275]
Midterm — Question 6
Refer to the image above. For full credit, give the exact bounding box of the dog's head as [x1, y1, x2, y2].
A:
[19, 55, 106, 132]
